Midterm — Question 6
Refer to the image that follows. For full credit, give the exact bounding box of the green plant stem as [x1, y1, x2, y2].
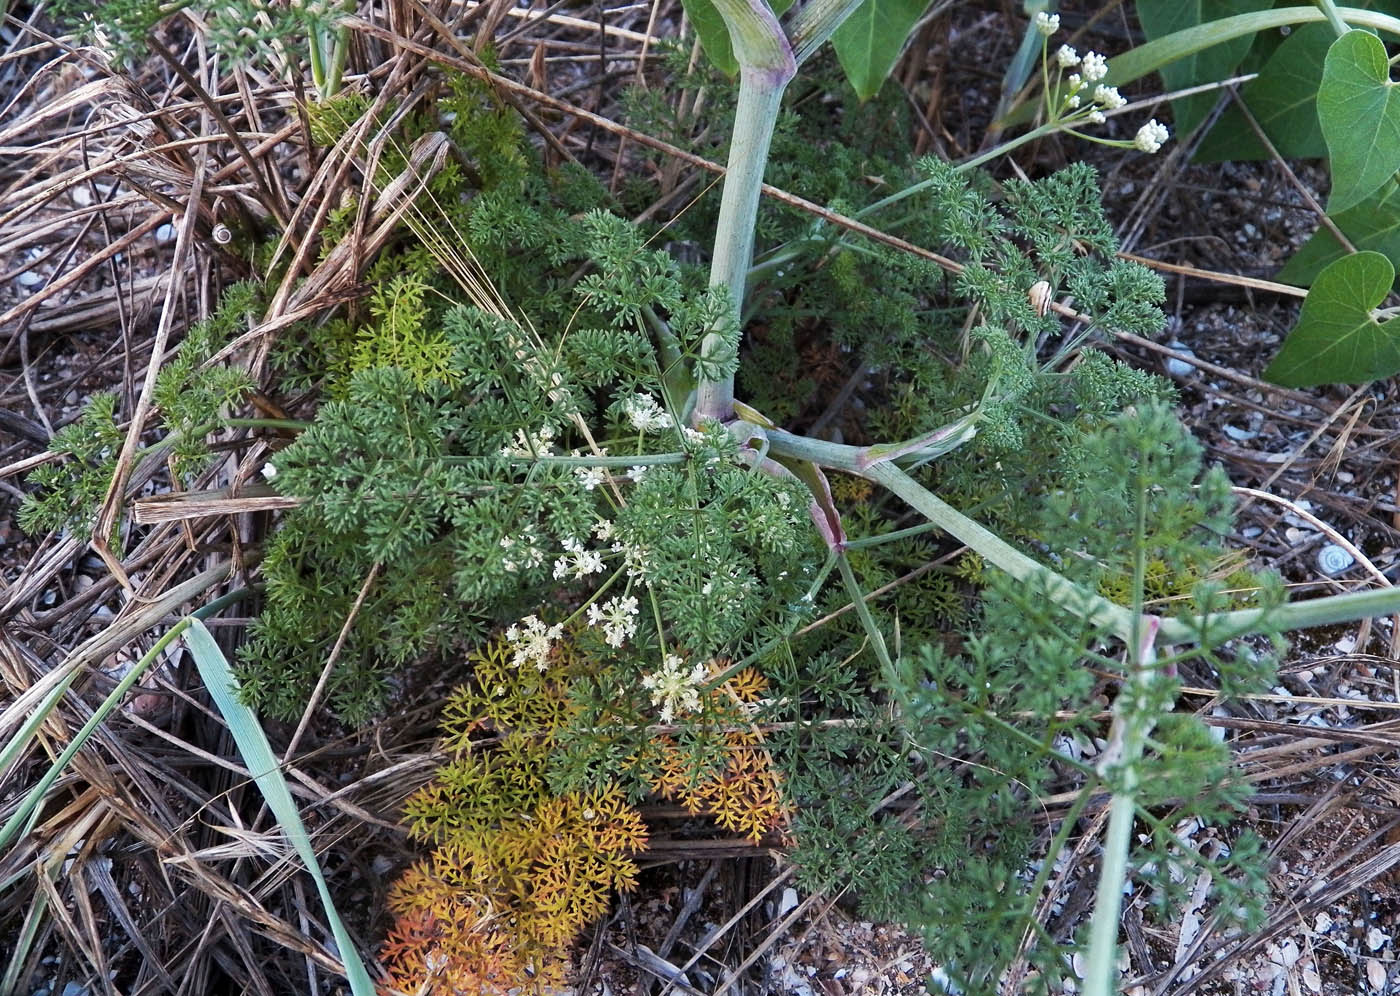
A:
[1083, 453, 1157, 996]
[695, 0, 796, 422]
[696, 68, 792, 422]
[856, 123, 1059, 221]
[760, 426, 1400, 644]
[1315, 0, 1351, 37]
[1107, 7, 1400, 89]
[837, 552, 894, 673]
[1083, 618, 1162, 996]
[223, 417, 312, 432]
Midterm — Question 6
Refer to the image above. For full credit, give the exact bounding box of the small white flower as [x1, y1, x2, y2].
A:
[621, 393, 673, 433]
[627, 465, 648, 483]
[499, 529, 545, 573]
[553, 537, 604, 581]
[1066, 72, 1082, 91]
[500, 425, 557, 458]
[613, 540, 653, 579]
[1034, 11, 1059, 36]
[1087, 110, 1106, 125]
[1055, 45, 1078, 68]
[504, 614, 563, 671]
[1093, 84, 1125, 109]
[586, 594, 640, 648]
[262, 462, 278, 480]
[1066, 94, 1081, 109]
[592, 519, 615, 541]
[642, 654, 709, 723]
[1134, 119, 1170, 153]
[575, 466, 607, 491]
[1080, 50, 1108, 81]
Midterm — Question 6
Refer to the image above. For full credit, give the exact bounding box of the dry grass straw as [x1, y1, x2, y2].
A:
[4, 0, 1400, 992]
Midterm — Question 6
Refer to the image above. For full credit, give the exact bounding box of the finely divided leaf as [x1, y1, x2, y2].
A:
[1264, 251, 1400, 386]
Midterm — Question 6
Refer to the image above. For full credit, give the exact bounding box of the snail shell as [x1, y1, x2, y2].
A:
[1028, 280, 1053, 317]
[1316, 544, 1355, 576]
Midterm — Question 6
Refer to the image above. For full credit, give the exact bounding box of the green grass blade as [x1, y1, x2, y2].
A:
[183, 619, 377, 996]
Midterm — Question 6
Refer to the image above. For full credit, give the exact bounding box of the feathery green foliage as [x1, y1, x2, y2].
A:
[19, 282, 256, 537]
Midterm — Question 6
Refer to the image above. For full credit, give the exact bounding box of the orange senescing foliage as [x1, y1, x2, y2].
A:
[381, 639, 788, 994]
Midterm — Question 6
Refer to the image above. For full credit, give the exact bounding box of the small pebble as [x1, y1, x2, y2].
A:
[155, 223, 176, 244]
[1164, 344, 1196, 377]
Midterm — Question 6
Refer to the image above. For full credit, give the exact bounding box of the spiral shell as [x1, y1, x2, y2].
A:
[1316, 544, 1355, 576]
[1028, 280, 1053, 318]
[212, 224, 233, 245]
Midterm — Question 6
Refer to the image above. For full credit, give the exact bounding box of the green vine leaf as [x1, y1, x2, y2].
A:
[1264, 251, 1400, 386]
[829, 0, 933, 100]
[1195, 22, 1332, 162]
[1135, 0, 1272, 137]
[1319, 29, 1400, 214]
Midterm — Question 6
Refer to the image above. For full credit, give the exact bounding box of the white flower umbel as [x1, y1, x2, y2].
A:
[627, 465, 648, 483]
[642, 654, 708, 723]
[1037, 43, 1171, 161]
[499, 424, 557, 458]
[1035, 11, 1059, 35]
[621, 393, 673, 433]
[500, 527, 545, 573]
[592, 519, 615, 541]
[613, 540, 654, 580]
[575, 465, 607, 491]
[1134, 119, 1170, 153]
[586, 594, 640, 648]
[504, 614, 564, 671]
[553, 537, 604, 581]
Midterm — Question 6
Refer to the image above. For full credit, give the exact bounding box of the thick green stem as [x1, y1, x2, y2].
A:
[1082, 616, 1164, 996]
[761, 425, 1400, 644]
[1315, 0, 1351, 36]
[695, 0, 796, 423]
[696, 68, 792, 421]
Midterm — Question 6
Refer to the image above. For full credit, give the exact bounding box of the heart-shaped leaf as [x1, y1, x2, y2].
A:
[1319, 30, 1400, 214]
[1264, 251, 1400, 386]
[831, 0, 934, 100]
[1196, 22, 1333, 162]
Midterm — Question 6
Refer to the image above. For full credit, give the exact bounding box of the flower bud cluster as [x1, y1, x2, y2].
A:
[1035, 16, 1170, 154]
